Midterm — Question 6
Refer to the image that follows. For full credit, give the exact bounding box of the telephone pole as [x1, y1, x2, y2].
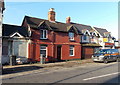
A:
[0, 0, 5, 64]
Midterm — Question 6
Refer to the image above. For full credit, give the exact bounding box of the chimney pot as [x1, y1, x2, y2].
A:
[48, 8, 56, 22]
[66, 16, 71, 24]
[49, 8, 54, 11]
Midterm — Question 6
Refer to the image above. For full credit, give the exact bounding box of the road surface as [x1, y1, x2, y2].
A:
[2, 62, 120, 84]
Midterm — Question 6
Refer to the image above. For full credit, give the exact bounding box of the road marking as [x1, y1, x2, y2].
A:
[83, 72, 119, 81]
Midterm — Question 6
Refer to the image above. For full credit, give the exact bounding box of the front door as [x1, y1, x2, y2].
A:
[57, 45, 61, 61]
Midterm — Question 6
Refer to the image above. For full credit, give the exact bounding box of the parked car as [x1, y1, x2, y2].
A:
[16, 57, 28, 64]
[92, 49, 120, 64]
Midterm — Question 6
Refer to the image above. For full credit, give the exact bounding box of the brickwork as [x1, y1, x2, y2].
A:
[28, 29, 81, 62]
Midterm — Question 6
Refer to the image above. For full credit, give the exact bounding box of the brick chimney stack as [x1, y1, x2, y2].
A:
[66, 16, 71, 24]
[48, 8, 55, 22]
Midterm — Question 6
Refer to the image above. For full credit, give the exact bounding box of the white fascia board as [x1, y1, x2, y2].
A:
[84, 30, 90, 35]
[10, 32, 24, 38]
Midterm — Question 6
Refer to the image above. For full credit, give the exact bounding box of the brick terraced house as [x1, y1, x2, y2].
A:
[2, 8, 116, 64]
[22, 8, 81, 62]
[68, 19, 101, 59]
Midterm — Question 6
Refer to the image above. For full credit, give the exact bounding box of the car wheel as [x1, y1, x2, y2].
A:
[116, 58, 120, 62]
[104, 59, 108, 64]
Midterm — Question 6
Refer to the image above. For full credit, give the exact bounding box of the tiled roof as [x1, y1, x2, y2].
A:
[22, 16, 111, 38]
[70, 22, 92, 34]
[23, 16, 72, 32]
[93, 27, 109, 37]
[2, 24, 29, 37]
[104, 32, 111, 37]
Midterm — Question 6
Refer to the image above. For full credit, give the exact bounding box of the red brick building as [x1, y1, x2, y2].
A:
[66, 17, 101, 59]
[22, 8, 81, 62]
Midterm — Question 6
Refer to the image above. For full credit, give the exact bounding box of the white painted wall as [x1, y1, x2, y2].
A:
[115, 41, 119, 47]
[12, 40, 29, 63]
[12, 40, 28, 58]
[91, 36, 99, 43]
[2, 39, 29, 64]
[98, 37, 105, 49]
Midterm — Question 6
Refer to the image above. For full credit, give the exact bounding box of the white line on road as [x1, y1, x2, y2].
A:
[83, 72, 119, 81]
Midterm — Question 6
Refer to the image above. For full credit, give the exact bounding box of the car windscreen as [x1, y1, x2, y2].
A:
[95, 49, 109, 54]
[110, 49, 119, 53]
[95, 49, 119, 54]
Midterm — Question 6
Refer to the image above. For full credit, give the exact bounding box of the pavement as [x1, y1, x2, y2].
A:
[2, 59, 94, 79]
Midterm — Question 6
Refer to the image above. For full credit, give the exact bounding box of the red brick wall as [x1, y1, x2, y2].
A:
[28, 28, 81, 62]
[31, 29, 54, 43]
[61, 45, 81, 60]
[82, 47, 94, 59]
[54, 32, 80, 43]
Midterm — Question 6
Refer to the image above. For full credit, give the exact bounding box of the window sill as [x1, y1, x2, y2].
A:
[40, 38, 48, 40]
[69, 40, 75, 42]
[70, 55, 74, 57]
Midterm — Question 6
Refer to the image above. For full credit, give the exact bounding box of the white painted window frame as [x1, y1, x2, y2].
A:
[69, 32, 74, 41]
[40, 30, 48, 39]
[70, 46, 74, 56]
[40, 45, 47, 58]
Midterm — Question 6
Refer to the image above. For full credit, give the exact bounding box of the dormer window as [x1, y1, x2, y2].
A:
[90, 32, 92, 35]
[40, 30, 48, 39]
[93, 33, 95, 36]
[69, 32, 74, 40]
[28, 30, 32, 37]
[83, 35, 87, 40]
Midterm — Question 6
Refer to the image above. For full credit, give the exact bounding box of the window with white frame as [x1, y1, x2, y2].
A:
[40, 45, 47, 57]
[93, 33, 96, 36]
[69, 32, 74, 40]
[40, 30, 48, 39]
[70, 45, 74, 56]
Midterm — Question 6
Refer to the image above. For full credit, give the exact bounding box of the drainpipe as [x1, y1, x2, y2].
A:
[52, 31, 55, 61]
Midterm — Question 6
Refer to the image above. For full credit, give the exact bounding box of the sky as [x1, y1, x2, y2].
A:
[3, 2, 118, 39]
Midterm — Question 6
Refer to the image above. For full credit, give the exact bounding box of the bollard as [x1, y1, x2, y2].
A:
[40, 54, 46, 64]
